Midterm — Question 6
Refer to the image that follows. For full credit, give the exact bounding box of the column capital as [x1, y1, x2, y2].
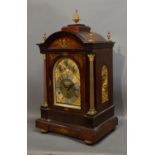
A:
[88, 54, 95, 61]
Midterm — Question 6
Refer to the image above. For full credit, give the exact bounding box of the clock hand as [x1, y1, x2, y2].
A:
[67, 83, 74, 91]
[62, 81, 68, 88]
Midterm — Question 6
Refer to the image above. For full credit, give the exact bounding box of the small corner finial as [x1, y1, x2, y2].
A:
[88, 32, 94, 43]
[42, 33, 47, 42]
[72, 9, 80, 24]
[107, 32, 112, 42]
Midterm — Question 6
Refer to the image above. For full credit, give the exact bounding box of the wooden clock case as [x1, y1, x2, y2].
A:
[36, 24, 118, 144]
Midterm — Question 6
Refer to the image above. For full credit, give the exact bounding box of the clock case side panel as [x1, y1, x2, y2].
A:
[93, 48, 114, 114]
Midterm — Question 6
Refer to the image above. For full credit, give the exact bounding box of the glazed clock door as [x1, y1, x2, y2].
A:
[53, 58, 81, 109]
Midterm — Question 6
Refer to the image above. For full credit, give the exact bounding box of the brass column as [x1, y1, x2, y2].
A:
[87, 54, 97, 115]
[42, 33, 48, 107]
[42, 54, 48, 107]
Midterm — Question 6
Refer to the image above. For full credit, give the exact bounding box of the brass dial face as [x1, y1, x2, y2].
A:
[53, 58, 81, 109]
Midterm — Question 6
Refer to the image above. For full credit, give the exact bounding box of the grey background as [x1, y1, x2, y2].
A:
[27, 0, 127, 154]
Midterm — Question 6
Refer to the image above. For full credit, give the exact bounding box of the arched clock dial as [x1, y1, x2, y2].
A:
[53, 58, 81, 109]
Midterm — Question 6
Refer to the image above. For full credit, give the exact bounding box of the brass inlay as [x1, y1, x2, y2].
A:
[53, 58, 81, 109]
[102, 65, 109, 103]
[57, 38, 68, 48]
[50, 37, 81, 48]
[87, 54, 97, 115]
[72, 9, 80, 24]
[58, 128, 69, 135]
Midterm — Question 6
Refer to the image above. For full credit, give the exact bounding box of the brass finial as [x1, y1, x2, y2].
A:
[72, 9, 80, 24]
[88, 32, 94, 43]
[107, 32, 112, 41]
[42, 33, 47, 42]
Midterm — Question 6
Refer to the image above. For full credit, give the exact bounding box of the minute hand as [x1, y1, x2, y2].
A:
[67, 83, 74, 91]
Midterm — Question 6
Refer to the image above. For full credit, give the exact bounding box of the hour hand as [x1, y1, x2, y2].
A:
[62, 81, 68, 88]
[67, 83, 74, 91]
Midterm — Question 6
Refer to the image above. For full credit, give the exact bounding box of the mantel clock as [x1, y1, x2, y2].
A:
[36, 11, 118, 144]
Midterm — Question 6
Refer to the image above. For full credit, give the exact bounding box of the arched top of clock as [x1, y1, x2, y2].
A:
[46, 31, 83, 48]
[37, 24, 115, 53]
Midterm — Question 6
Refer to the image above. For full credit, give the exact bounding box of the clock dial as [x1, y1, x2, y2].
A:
[53, 58, 81, 109]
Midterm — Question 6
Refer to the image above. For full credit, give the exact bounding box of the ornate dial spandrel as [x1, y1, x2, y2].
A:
[53, 58, 81, 109]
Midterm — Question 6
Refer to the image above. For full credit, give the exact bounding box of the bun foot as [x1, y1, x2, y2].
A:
[84, 140, 93, 145]
[40, 129, 48, 133]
